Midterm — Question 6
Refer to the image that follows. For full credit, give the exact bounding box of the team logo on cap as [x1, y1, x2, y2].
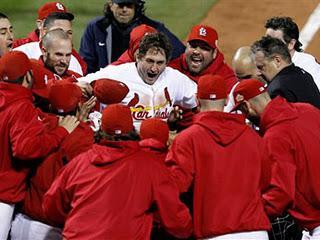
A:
[199, 27, 207, 37]
[235, 94, 244, 103]
[259, 86, 265, 92]
[56, 3, 65, 11]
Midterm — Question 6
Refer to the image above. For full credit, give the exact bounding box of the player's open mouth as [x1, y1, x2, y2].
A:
[147, 72, 158, 78]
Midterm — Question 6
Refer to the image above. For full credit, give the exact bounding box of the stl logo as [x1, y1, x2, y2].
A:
[199, 27, 207, 36]
[235, 94, 244, 103]
[56, 3, 65, 11]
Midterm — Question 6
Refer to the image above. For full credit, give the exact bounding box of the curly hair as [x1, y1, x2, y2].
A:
[138, 32, 172, 61]
[265, 16, 302, 52]
[251, 36, 291, 63]
[103, 0, 145, 19]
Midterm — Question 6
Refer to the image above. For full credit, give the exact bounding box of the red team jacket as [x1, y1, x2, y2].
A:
[261, 97, 320, 231]
[43, 140, 192, 239]
[22, 121, 94, 224]
[169, 50, 238, 93]
[166, 111, 270, 238]
[0, 83, 68, 203]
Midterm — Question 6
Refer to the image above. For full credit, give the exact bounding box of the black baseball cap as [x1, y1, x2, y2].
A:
[112, 0, 138, 4]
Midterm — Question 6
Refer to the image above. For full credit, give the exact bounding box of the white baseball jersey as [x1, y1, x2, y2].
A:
[13, 42, 84, 76]
[78, 62, 198, 131]
[292, 51, 320, 91]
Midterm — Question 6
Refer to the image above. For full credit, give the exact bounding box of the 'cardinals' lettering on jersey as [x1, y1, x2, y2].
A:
[78, 62, 198, 131]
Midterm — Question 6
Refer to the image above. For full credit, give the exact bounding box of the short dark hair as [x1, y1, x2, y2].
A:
[251, 36, 291, 63]
[103, 0, 145, 19]
[265, 17, 302, 52]
[0, 12, 8, 19]
[43, 12, 73, 29]
[138, 32, 172, 61]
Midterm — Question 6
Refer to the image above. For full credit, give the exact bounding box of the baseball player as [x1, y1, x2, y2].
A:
[265, 16, 320, 91]
[0, 51, 79, 239]
[14, 10, 86, 76]
[0, 13, 13, 57]
[232, 79, 320, 240]
[78, 32, 198, 132]
[169, 24, 238, 93]
[42, 104, 192, 239]
[10, 82, 95, 240]
[166, 74, 270, 239]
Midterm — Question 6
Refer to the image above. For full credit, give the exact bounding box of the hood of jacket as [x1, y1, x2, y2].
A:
[260, 96, 298, 134]
[0, 82, 33, 110]
[90, 140, 140, 166]
[139, 138, 168, 152]
[193, 111, 247, 146]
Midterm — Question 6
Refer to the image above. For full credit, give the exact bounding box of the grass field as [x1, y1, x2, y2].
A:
[0, 0, 216, 50]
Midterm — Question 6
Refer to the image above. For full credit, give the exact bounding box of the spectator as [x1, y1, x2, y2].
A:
[232, 78, 320, 240]
[169, 24, 238, 93]
[43, 104, 192, 239]
[80, 0, 185, 73]
[166, 74, 270, 239]
[251, 36, 320, 109]
[0, 13, 13, 57]
[265, 16, 320, 90]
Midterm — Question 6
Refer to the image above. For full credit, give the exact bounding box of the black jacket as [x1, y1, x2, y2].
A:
[268, 64, 320, 109]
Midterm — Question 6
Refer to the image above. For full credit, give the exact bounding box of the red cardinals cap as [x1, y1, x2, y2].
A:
[231, 79, 267, 111]
[0, 51, 31, 82]
[38, 2, 74, 20]
[129, 24, 157, 56]
[93, 78, 129, 104]
[197, 74, 227, 100]
[188, 24, 218, 49]
[48, 82, 82, 113]
[101, 104, 133, 135]
[140, 118, 169, 145]
[29, 59, 53, 99]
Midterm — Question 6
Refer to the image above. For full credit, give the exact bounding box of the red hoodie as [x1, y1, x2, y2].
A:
[43, 140, 192, 240]
[261, 96, 320, 231]
[0, 82, 68, 203]
[169, 50, 238, 93]
[22, 121, 94, 224]
[166, 111, 270, 238]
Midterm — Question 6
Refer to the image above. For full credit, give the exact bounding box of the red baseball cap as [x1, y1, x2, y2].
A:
[93, 78, 129, 104]
[140, 118, 169, 145]
[48, 81, 82, 113]
[231, 79, 267, 111]
[101, 104, 133, 135]
[197, 74, 227, 100]
[129, 24, 157, 56]
[0, 51, 31, 82]
[38, 2, 74, 20]
[187, 24, 218, 49]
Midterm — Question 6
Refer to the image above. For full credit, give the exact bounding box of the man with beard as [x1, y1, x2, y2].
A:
[14, 12, 86, 76]
[251, 36, 320, 109]
[169, 24, 238, 93]
[39, 29, 81, 82]
[232, 78, 320, 240]
[0, 13, 13, 57]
